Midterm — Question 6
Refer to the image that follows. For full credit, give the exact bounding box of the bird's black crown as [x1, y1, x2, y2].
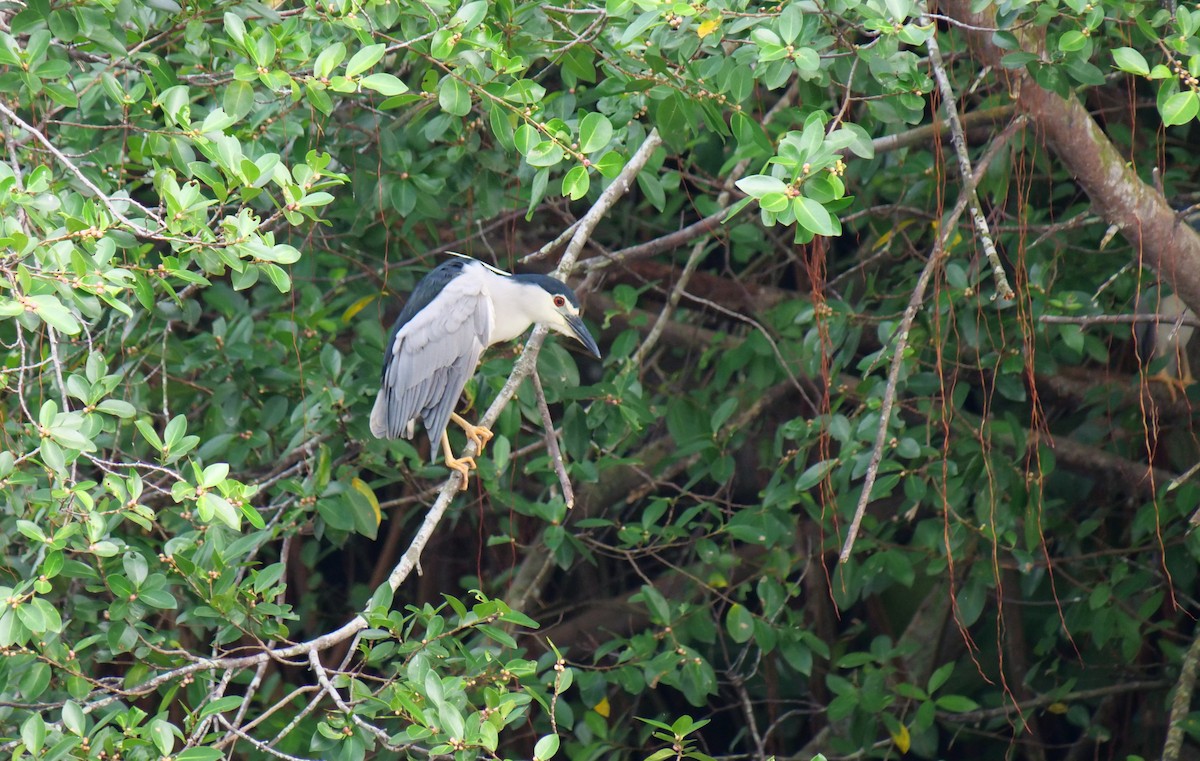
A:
[512, 274, 581, 307]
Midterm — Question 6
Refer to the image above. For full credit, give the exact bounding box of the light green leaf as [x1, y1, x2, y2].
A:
[1161, 90, 1198, 126]
[453, 1, 488, 31]
[1112, 47, 1149, 76]
[725, 603, 754, 643]
[562, 165, 590, 200]
[361, 72, 408, 96]
[200, 462, 229, 489]
[199, 492, 240, 530]
[345, 43, 385, 78]
[223, 81, 255, 120]
[579, 112, 613, 154]
[438, 76, 471, 116]
[21, 714, 45, 755]
[736, 174, 788, 197]
[533, 734, 560, 761]
[313, 42, 346, 79]
[149, 718, 174, 756]
[793, 195, 837, 236]
[28, 295, 80, 334]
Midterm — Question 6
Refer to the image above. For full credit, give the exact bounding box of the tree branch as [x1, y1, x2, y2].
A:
[940, 0, 1200, 314]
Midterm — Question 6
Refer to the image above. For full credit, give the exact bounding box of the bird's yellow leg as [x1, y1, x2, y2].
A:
[441, 430, 476, 491]
[450, 412, 493, 454]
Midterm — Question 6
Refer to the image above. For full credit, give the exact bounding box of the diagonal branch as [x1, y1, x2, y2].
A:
[922, 2, 1013, 300]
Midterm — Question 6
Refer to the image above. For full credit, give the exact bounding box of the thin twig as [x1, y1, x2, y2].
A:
[531, 369, 575, 508]
[923, 8, 1015, 300]
[1040, 313, 1200, 329]
[731, 675, 767, 760]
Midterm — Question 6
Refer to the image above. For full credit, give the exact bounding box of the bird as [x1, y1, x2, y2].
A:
[1135, 281, 1196, 401]
[370, 253, 601, 489]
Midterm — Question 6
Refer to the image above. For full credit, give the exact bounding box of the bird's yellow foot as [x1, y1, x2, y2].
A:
[446, 454, 477, 490]
[1145, 371, 1193, 402]
[441, 430, 478, 490]
[450, 412, 493, 454]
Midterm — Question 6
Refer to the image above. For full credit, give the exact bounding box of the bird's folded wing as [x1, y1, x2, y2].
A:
[370, 274, 494, 448]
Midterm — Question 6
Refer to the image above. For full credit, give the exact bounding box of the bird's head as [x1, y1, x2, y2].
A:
[512, 274, 602, 358]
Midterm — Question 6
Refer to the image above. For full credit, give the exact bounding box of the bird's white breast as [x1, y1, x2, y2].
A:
[480, 266, 539, 345]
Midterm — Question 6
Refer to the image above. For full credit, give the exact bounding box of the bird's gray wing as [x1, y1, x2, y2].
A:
[370, 273, 493, 455]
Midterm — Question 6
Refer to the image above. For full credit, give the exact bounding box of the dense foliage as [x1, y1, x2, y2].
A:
[3, 0, 1200, 759]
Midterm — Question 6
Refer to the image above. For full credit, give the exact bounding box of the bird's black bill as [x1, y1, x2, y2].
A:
[566, 314, 601, 358]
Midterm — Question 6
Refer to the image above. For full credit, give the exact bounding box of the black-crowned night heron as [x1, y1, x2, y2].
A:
[1136, 282, 1196, 400]
[370, 254, 601, 488]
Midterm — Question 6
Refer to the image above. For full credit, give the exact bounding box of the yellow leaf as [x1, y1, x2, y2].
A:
[890, 723, 911, 754]
[697, 18, 720, 38]
[342, 294, 376, 323]
[593, 697, 611, 717]
[350, 477, 382, 526]
[1047, 702, 1068, 715]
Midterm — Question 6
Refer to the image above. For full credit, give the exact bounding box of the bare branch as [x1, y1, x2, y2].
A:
[531, 368, 575, 508]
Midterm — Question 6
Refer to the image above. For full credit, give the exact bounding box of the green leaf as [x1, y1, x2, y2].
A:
[361, 72, 408, 96]
[793, 195, 837, 236]
[725, 603, 754, 643]
[562, 165, 590, 200]
[198, 695, 245, 719]
[21, 713, 45, 755]
[579, 112, 613, 154]
[534, 734, 560, 761]
[526, 140, 565, 167]
[594, 150, 624, 179]
[453, 0, 489, 31]
[1112, 47, 1149, 76]
[261, 262, 292, 293]
[313, 42, 346, 79]
[928, 662, 954, 693]
[796, 459, 837, 490]
[736, 175, 788, 197]
[438, 76, 471, 117]
[222, 12, 246, 47]
[222, 80, 254, 120]
[28, 295, 80, 334]
[62, 701, 85, 735]
[199, 492, 240, 530]
[200, 462, 229, 489]
[345, 43, 385, 78]
[97, 399, 136, 418]
[149, 718, 174, 756]
[134, 418, 163, 451]
[1161, 91, 1198, 126]
[936, 694, 981, 712]
[1057, 30, 1087, 52]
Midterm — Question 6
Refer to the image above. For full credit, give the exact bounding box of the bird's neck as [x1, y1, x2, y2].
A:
[483, 270, 539, 345]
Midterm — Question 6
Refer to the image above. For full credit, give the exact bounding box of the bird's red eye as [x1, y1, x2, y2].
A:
[553, 295, 566, 308]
